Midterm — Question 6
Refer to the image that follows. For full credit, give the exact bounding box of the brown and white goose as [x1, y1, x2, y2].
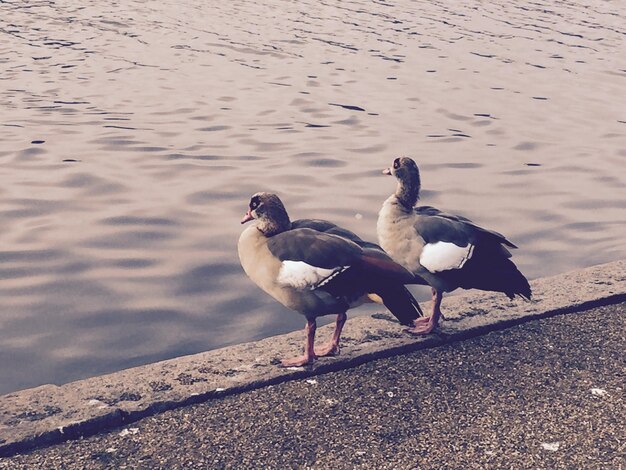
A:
[238, 192, 424, 367]
[377, 157, 531, 334]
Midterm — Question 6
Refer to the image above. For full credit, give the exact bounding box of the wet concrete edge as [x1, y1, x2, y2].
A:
[1, 260, 624, 457]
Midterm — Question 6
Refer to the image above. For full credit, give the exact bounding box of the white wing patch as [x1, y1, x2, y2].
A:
[277, 260, 348, 289]
[420, 241, 474, 273]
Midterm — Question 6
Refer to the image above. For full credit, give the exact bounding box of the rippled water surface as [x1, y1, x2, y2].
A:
[1, 0, 624, 394]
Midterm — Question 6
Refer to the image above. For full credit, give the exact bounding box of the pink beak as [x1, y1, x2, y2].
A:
[241, 210, 254, 224]
[382, 167, 392, 175]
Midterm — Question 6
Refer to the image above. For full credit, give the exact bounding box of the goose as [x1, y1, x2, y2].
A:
[238, 192, 424, 367]
[377, 157, 531, 334]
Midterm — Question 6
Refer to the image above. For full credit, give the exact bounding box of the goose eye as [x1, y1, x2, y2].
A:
[393, 158, 400, 169]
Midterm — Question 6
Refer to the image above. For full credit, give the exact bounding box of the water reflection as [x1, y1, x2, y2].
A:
[0, 0, 625, 394]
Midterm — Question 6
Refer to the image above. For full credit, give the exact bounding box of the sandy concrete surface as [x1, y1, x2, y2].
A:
[1, 302, 623, 468]
[0, 260, 624, 459]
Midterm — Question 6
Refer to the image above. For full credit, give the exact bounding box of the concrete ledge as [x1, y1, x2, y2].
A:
[1, 260, 624, 457]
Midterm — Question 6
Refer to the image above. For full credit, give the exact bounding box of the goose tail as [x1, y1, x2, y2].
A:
[374, 284, 424, 326]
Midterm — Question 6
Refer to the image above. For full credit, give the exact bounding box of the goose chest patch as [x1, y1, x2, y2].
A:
[420, 241, 474, 273]
[277, 260, 349, 289]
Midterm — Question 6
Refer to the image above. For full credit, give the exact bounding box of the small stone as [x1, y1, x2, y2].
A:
[541, 442, 560, 452]
[87, 399, 106, 406]
[118, 428, 139, 437]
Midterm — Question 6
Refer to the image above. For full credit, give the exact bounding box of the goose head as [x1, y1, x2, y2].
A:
[383, 157, 421, 208]
[241, 192, 291, 236]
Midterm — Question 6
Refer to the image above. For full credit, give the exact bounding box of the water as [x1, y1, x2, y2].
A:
[0, 0, 624, 395]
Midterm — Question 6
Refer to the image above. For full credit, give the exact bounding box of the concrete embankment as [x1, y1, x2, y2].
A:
[3, 302, 623, 469]
[0, 260, 624, 458]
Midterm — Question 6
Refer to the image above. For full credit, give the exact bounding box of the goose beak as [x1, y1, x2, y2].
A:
[382, 167, 392, 175]
[241, 210, 254, 224]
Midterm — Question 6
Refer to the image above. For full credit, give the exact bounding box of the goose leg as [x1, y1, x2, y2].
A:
[412, 288, 441, 326]
[280, 319, 318, 367]
[406, 289, 443, 335]
[315, 312, 347, 357]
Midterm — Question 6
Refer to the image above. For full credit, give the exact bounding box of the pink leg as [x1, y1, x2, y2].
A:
[405, 289, 443, 335]
[410, 288, 439, 326]
[280, 319, 318, 367]
[315, 312, 347, 357]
